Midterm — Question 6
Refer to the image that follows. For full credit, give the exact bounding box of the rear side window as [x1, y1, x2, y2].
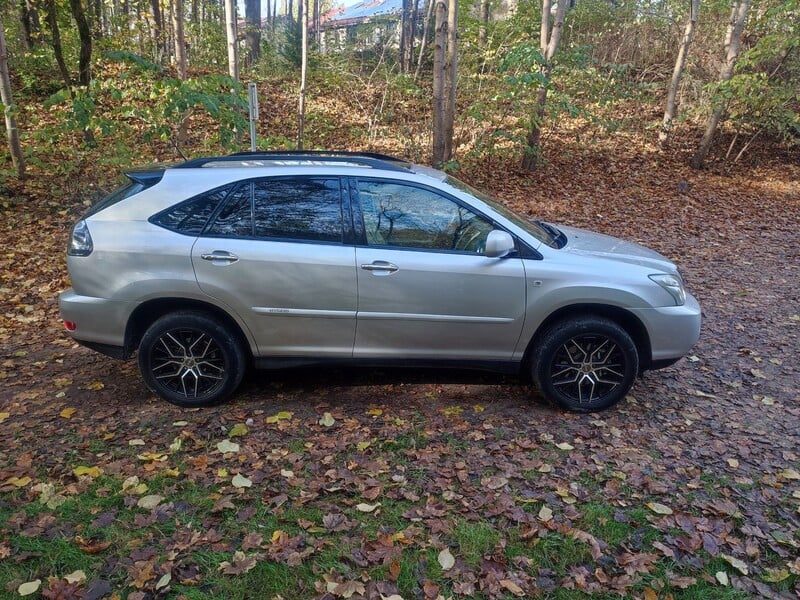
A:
[151, 185, 232, 235]
[253, 178, 342, 242]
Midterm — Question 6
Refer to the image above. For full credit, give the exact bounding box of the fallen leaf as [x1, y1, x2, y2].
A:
[232, 473, 252, 488]
[85, 380, 105, 390]
[499, 579, 525, 596]
[779, 468, 800, 480]
[647, 502, 673, 515]
[356, 502, 380, 513]
[18, 580, 41, 596]
[265, 411, 293, 424]
[217, 440, 240, 454]
[538, 505, 553, 522]
[219, 551, 258, 575]
[721, 554, 749, 575]
[128, 438, 146, 446]
[319, 412, 335, 427]
[5, 476, 32, 487]
[438, 548, 455, 570]
[726, 458, 739, 469]
[73, 466, 103, 478]
[356, 441, 371, 451]
[441, 406, 463, 416]
[366, 408, 383, 416]
[155, 573, 172, 590]
[229, 423, 248, 437]
[715, 571, 729, 586]
[0, 412, 9, 422]
[761, 568, 789, 583]
[60, 407, 76, 418]
[137, 495, 164, 509]
[64, 570, 86, 584]
[555, 442, 574, 450]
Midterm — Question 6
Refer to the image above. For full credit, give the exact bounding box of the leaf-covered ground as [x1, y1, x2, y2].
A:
[1, 85, 799, 599]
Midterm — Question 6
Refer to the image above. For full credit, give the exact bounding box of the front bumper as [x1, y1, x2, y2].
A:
[632, 292, 702, 367]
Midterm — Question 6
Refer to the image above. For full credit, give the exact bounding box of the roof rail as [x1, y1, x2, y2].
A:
[175, 151, 412, 172]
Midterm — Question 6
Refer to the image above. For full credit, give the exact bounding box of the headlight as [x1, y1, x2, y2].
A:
[649, 273, 686, 306]
[68, 220, 93, 257]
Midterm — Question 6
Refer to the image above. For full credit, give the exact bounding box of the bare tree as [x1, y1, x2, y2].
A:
[0, 15, 25, 178]
[414, 0, 434, 81]
[443, 0, 456, 159]
[521, 0, 568, 171]
[225, 0, 239, 81]
[690, 0, 751, 169]
[297, 0, 308, 148]
[69, 0, 93, 86]
[659, 0, 699, 149]
[173, 0, 187, 79]
[150, 0, 165, 61]
[43, 0, 72, 92]
[432, 0, 447, 164]
[245, 0, 261, 66]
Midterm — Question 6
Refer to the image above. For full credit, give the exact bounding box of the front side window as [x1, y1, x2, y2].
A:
[357, 180, 494, 252]
[253, 178, 342, 242]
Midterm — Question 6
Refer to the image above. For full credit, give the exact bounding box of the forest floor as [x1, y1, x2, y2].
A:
[1, 79, 800, 598]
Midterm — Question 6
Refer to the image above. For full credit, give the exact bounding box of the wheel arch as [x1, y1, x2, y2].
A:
[522, 303, 652, 377]
[123, 298, 253, 361]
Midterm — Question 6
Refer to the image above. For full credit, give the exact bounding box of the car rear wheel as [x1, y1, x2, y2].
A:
[138, 312, 245, 407]
[532, 317, 638, 412]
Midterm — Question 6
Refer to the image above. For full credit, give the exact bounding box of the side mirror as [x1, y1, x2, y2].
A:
[485, 230, 515, 258]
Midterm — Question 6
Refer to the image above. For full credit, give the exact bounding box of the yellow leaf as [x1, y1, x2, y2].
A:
[137, 494, 164, 509]
[60, 407, 76, 419]
[73, 466, 102, 478]
[169, 437, 182, 452]
[0, 412, 10, 422]
[779, 468, 800, 480]
[555, 442, 574, 451]
[356, 502, 381, 513]
[538, 505, 553, 522]
[319, 412, 335, 427]
[217, 468, 228, 477]
[721, 554, 749, 575]
[172, 420, 188, 427]
[64, 570, 86, 584]
[271, 530, 285, 543]
[366, 408, 383, 416]
[229, 423, 248, 437]
[128, 438, 146, 446]
[715, 571, 729, 586]
[86, 380, 105, 390]
[762, 568, 789, 583]
[163, 468, 180, 477]
[438, 548, 455, 570]
[647, 502, 673, 515]
[441, 406, 463, 416]
[18, 580, 41, 596]
[726, 458, 739, 469]
[265, 411, 293, 424]
[394, 418, 406, 426]
[137, 452, 168, 462]
[232, 473, 252, 488]
[6, 476, 32, 487]
[356, 441, 371, 451]
[472, 404, 485, 412]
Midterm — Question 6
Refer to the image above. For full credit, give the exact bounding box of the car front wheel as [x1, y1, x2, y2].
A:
[532, 317, 639, 412]
[138, 312, 245, 407]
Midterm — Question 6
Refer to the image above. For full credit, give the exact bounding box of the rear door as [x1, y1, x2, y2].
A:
[351, 178, 526, 361]
[192, 176, 358, 357]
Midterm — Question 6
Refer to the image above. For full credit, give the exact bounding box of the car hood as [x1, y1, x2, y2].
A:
[556, 225, 677, 272]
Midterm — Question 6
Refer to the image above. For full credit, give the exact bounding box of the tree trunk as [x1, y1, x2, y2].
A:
[478, 0, 489, 47]
[245, 0, 261, 66]
[690, 0, 750, 169]
[44, 0, 72, 92]
[19, 0, 37, 50]
[0, 16, 25, 178]
[414, 0, 433, 81]
[173, 0, 187, 78]
[443, 0, 457, 160]
[432, 0, 446, 165]
[149, 0, 164, 60]
[69, 0, 93, 86]
[400, 0, 413, 72]
[224, 0, 239, 81]
[659, 0, 699, 149]
[297, 0, 308, 148]
[521, 0, 567, 171]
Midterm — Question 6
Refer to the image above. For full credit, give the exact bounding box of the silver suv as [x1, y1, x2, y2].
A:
[59, 151, 701, 411]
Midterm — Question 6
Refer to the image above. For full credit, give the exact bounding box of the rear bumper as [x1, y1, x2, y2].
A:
[632, 293, 702, 367]
[59, 288, 133, 353]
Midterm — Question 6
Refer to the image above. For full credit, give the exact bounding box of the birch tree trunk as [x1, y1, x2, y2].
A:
[659, 0, 699, 149]
[225, 0, 239, 81]
[173, 0, 187, 79]
[521, 0, 567, 171]
[0, 16, 25, 178]
[297, 0, 308, 148]
[431, 0, 447, 165]
[690, 0, 750, 169]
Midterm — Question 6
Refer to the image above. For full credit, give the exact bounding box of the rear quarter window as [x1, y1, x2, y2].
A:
[151, 185, 233, 235]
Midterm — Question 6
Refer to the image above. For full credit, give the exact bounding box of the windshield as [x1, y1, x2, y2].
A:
[444, 176, 565, 249]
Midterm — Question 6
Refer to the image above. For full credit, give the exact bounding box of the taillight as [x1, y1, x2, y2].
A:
[64, 320, 77, 331]
[68, 220, 93, 256]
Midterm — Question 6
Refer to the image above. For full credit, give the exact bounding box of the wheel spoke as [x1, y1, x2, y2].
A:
[549, 332, 629, 405]
[149, 327, 227, 399]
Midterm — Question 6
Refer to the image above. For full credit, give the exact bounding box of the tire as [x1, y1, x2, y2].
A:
[138, 312, 246, 407]
[532, 317, 639, 412]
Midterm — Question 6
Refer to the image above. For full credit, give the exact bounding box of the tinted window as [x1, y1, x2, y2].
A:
[206, 185, 253, 237]
[253, 178, 342, 242]
[152, 186, 231, 235]
[357, 180, 494, 252]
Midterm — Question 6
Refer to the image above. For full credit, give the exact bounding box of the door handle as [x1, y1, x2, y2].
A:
[201, 251, 239, 264]
[361, 261, 399, 274]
